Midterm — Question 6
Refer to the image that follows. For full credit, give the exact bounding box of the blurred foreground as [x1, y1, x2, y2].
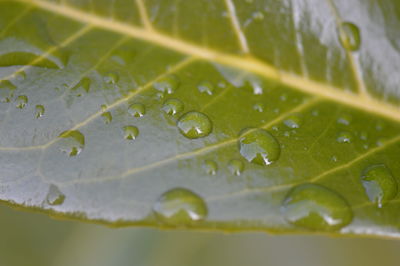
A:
[1, 204, 399, 266]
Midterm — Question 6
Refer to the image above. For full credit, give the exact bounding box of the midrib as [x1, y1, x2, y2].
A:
[16, 0, 400, 122]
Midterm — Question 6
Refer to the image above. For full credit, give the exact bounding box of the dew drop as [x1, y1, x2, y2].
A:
[177, 111, 212, 139]
[0, 80, 16, 102]
[337, 131, 353, 143]
[238, 128, 280, 166]
[101, 111, 112, 124]
[197, 81, 215, 95]
[35, 105, 45, 118]
[71, 77, 91, 96]
[14, 71, 26, 81]
[153, 188, 207, 224]
[339, 22, 361, 51]
[337, 114, 352, 126]
[203, 160, 218, 175]
[228, 159, 245, 176]
[154, 74, 180, 95]
[128, 103, 146, 117]
[253, 11, 264, 21]
[123, 125, 139, 140]
[283, 114, 302, 129]
[58, 130, 85, 157]
[281, 183, 353, 231]
[162, 98, 184, 115]
[15, 95, 28, 109]
[103, 72, 119, 84]
[361, 164, 397, 208]
[46, 184, 65, 206]
[253, 103, 264, 112]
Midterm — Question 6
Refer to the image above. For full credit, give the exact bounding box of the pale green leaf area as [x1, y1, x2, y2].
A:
[2, 204, 400, 266]
[0, 0, 400, 238]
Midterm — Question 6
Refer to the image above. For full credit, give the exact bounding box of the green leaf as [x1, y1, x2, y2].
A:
[0, 0, 400, 238]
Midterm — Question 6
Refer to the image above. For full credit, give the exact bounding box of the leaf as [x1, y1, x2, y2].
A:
[0, 0, 400, 238]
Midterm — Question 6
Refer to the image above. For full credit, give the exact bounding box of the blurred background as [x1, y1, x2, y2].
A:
[1, 203, 400, 266]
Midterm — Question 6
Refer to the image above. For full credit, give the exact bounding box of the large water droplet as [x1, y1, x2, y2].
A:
[281, 183, 353, 231]
[71, 77, 91, 97]
[123, 125, 139, 140]
[46, 184, 65, 205]
[154, 74, 180, 95]
[239, 128, 280, 165]
[197, 81, 215, 95]
[177, 111, 212, 139]
[203, 160, 218, 175]
[162, 98, 184, 115]
[128, 103, 146, 117]
[339, 22, 361, 51]
[228, 159, 245, 176]
[153, 188, 207, 224]
[58, 130, 85, 156]
[15, 95, 28, 109]
[337, 131, 353, 143]
[0, 80, 16, 102]
[35, 105, 45, 118]
[361, 164, 397, 208]
[0, 51, 60, 69]
[101, 111, 112, 124]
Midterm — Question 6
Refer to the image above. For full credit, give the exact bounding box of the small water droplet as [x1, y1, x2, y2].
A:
[203, 160, 218, 175]
[15, 95, 28, 109]
[253, 103, 264, 112]
[337, 114, 352, 125]
[71, 77, 91, 96]
[46, 184, 65, 205]
[361, 164, 397, 208]
[15, 71, 26, 81]
[239, 128, 280, 166]
[162, 98, 184, 115]
[281, 183, 353, 231]
[123, 125, 139, 140]
[154, 74, 180, 95]
[58, 130, 85, 156]
[128, 103, 146, 117]
[283, 114, 302, 129]
[153, 188, 207, 224]
[197, 81, 215, 95]
[228, 159, 245, 176]
[101, 111, 112, 124]
[359, 131, 368, 141]
[253, 11, 264, 21]
[35, 105, 45, 118]
[177, 111, 212, 139]
[103, 72, 119, 84]
[337, 131, 353, 143]
[339, 22, 361, 51]
[0, 80, 16, 102]
[331, 156, 338, 162]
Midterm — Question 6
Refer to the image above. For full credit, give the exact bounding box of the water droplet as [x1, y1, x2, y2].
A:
[283, 114, 302, 129]
[0, 51, 60, 69]
[123, 125, 139, 140]
[253, 11, 264, 21]
[239, 128, 280, 166]
[228, 159, 245, 176]
[359, 131, 368, 141]
[361, 164, 397, 208]
[281, 183, 353, 231]
[71, 77, 91, 96]
[103, 72, 119, 84]
[15, 71, 26, 81]
[177, 111, 212, 139]
[15, 95, 28, 109]
[128, 103, 146, 117]
[58, 130, 85, 156]
[337, 131, 353, 143]
[35, 105, 45, 118]
[337, 114, 352, 126]
[153, 188, 207, 224]
[154, 74, 180, 95]
[339, 22, 361, 51]
[46, 184, 65, 206]
[0, 80, 16, 102]
[162, 98, 184, 115]
[203, 160, 218, 175]
[101, 111, 112, 124]
[197, 81, 215, 95]
[253, 103, 264, 112]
